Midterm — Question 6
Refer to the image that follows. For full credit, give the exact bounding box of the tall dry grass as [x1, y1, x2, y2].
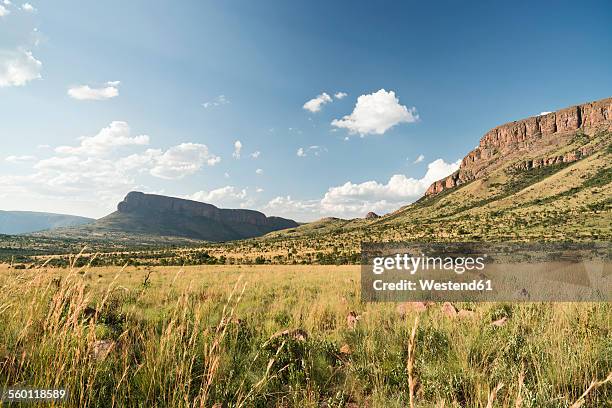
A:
[0, 262, 610, 407]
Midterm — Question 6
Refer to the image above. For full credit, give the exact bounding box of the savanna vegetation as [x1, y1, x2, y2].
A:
[0, 261, 610, 407]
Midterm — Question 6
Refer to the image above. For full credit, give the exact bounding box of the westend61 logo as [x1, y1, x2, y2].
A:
[373, 253, 486, 275]
[362, 242, 611, 302]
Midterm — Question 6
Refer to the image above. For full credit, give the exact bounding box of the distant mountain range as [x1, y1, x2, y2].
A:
[14, 97, 612, 247]
[40, 192, 299, 242]
[0, 210, 94, 235]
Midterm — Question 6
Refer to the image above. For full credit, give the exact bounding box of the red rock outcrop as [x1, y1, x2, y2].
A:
[425, 97, 612, 196]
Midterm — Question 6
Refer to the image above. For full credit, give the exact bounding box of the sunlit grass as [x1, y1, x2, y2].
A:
[0, 263, 610, 407]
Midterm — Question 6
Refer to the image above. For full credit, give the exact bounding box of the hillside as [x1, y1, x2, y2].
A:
[185, 98, 611, 264]
[41, 192, 299, 243]
[0, 210, 94, 235]
[9, 98, 611, 265]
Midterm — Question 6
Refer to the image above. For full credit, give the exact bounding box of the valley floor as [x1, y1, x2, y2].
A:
[0, 264, 610, 407]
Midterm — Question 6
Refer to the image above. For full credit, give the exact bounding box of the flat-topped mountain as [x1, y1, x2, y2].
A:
[426, 97, 612, 196]
[53, 192, 298, 242]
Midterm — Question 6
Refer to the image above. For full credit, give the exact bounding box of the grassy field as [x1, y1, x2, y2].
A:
[0, 263, 610, 407]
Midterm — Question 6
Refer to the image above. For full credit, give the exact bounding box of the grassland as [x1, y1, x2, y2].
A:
[0, 263, 610, 407]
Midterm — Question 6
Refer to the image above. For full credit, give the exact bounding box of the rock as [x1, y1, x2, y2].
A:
[365, 212, 380, 219]
[396, 302, 431, 317]
[425, 97, 612, 197]
[457, 309, 476, 319]
[491, 317, 508, 327]
[346, 311, 361, 329]
[442, 302, 458, 318]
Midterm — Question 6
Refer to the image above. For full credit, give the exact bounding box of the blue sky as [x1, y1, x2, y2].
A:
[1, 0, 611, 221]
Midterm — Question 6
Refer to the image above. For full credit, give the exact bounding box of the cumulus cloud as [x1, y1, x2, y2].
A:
[413, 154, 425, 164]
[232, 140, 242, 159]
[334, 92, 347, 99]
[0, 123, 222, 216]
[202, 95, 229, 108]
[265, 158, 459, 220]
[331, 89, 418, 136]
[296, 147, 306, 157]
[148, 143, 221, 179]
[21, 2, 34, 12]
[0, 4, 9, 16]
[5, 155, 36, 163]
[250, 151, 261, 159]
[67, 81, 120, 100]
[538, 111, 552, 116]
[0, 155, 137, 210]
[0, 49, 42, 87]
[186, 186, 249, 208]
[55, 121, 149, 156]
[255, 168, 263, 175]
[303, 92, 332, 113]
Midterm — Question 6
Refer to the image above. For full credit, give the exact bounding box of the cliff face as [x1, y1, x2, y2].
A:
[425, 97, 612, 196]
[108, 192, 298, 241]
[118, 192, 284, 227]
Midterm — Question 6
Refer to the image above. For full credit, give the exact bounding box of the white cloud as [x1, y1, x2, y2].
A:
[21, 2, 34, 12]
[0, 124, 222, 216]
[55, 121, 149, 156]
[256, 187, 264, 193]
[0, 155, 137, 214]
[250, 151, 261, 159]
[303, 92, 332, 113]
[67, 81, 120, 100]
[232, 140, 242, 159]
[0, 4, 10, 16]
[186, 186, 248, 207]
[413, 154, 425, 164]
[296, 145, 326, 157]
[255, 168, 263, 175]
[331, 89, 418, 136]
[5, 155, 36, 163]
[149, 143, 221, 180]
[3, 1, 12, 6]
[266, 196, 320, 215]
[538, 111, 552, 116]
[334, 92, 347, 99]
[0, 49, 42, 87]
[265, 158, 459, 220]
[202, 95, 229, 108]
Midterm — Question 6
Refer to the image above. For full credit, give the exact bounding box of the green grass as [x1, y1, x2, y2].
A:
[0, 264, 610, 407]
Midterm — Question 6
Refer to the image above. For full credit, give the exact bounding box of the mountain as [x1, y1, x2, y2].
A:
[0, 210, 94, 234]
[51, 192, 299, 242]
[425, 97, 612, 196]
[223, 97, 611, 261]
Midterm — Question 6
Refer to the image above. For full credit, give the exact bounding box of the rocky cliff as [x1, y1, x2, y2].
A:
[118, 192, 294, 228]
[425, 97, 612, 196]
[85, 192, 299, 241]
